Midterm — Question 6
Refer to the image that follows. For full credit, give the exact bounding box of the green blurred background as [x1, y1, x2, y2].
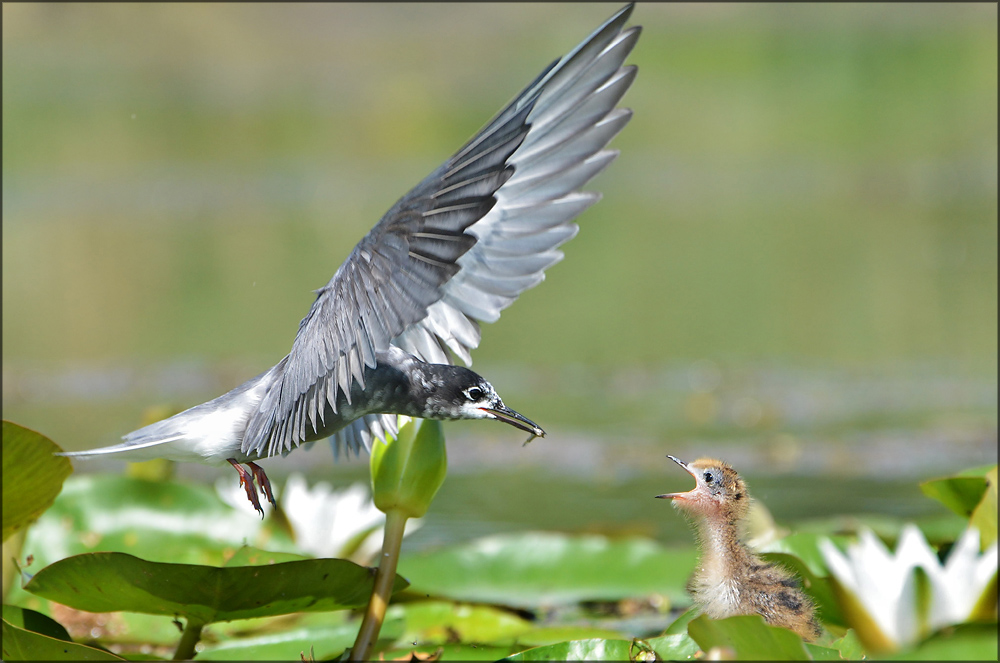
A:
[3, 3, 996, 546]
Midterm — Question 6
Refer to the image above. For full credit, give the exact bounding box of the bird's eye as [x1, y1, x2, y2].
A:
[466, 387, 484, 401]
[703, 471, 714, 483]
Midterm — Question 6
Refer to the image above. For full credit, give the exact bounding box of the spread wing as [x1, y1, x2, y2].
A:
[243, 4, 640, 459]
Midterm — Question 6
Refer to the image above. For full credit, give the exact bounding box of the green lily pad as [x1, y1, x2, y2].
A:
[686, 614, 812, 660]
[761, 532, 853, 577]
[382, 600, 632, 653]
[7, 474, 301, 616]
[377, 643, 517, 661]
[969, 466, 997, 549]
[503, 637, 634, 661]
[1, 618, 124, 661]
[198, 614, 405, 661]
[794, 514, 965, 549]
[920, 466, 993, 519]
[2, 605, 72, 642]
[885, 623, 998, 660]
[397, 532, 696, 608]
[17, 474, 297, 577]
[388, 600, 532, 645]
[825, 629, 866, 660]
[2, 421, 72, 542]
[197, 612, 404, 661]
[664, 606, 700, 635]
[805, 630, 866, 663]
[436, 643, 524, 660]
[23, 550, 407, 624]
[517, 626, 633, 647]
[222, 546, 306, 567]
[643, 632, 701, 660]
[804, 643, 844, 660]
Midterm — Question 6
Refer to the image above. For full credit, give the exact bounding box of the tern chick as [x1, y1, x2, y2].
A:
[657, 455, 822, 641]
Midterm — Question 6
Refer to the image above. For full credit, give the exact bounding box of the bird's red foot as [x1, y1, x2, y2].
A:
[247, 461, 275, 507]
[227, 458, 265, 518]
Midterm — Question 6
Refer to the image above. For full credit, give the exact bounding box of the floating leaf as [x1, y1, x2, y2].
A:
[6, 475, 305, 622]
[643, 632, 701, 660]
[804, 630, 867, 662]
[24, 550, 406, 624]
[389, 600, 532, 645]
[198, 614, 405, 661]
[1, 618, 124, 661]
[804, 643, 843, 660]
[223, 546, 306, 567]
[517, 626, 632, 647]
[664, 606, 700, 635]
[435, 643, 521, 660]
[2, 605, 72, 642]
[686, 614, 812, 660]
[884, 623, 998, 661]
[920, 466, 993, 518]
[503, 638, 634, 661]
[18, 474, 297, 573]
[2, 421, 72, 542]
[377, 643, 515, 661]
[828, 629, 866, 660]
[200, 611, 402, 660]
[969, 466, 997, 549]
[761, 532, 853, 577]
[398, 532, 696, 607]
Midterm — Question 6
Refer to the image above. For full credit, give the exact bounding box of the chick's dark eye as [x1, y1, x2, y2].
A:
[466, 387, 484, 401]
[703, 471, 714, 483]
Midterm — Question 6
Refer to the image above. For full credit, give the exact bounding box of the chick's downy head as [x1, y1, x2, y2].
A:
[656, 456, 749, 521]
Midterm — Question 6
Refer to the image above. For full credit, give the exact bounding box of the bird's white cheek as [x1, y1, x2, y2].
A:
[459, 403, 491, 419]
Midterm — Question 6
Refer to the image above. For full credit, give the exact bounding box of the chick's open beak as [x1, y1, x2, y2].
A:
[655, 455, 699, 500]
[482, 404, 545, 438]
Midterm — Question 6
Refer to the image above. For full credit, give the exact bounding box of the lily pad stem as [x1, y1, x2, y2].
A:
[351, 509, 408, 661]
[173, 617, 204, 661]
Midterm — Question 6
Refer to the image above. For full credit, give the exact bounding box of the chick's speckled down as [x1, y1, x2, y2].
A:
[657, 456, 823, 641]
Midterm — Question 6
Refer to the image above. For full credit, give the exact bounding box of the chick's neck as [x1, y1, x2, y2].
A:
[693, 510, 757, 584]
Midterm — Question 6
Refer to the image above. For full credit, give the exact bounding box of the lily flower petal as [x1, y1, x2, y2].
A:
[821, 524, 999, 652]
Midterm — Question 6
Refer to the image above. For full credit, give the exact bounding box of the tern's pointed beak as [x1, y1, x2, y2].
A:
[482, 404, 545, 438]
[655, 455, 699, 499]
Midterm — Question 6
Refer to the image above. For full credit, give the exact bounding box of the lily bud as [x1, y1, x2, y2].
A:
[370, 417, 447, 519]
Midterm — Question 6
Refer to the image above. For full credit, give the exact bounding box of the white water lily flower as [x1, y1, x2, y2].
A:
[820, 526, 924, 647]
[216, 474, 421, 563]
[282, 475, 384, 562]
[820, 524, 998, 650]
[924, 526, 998, 630]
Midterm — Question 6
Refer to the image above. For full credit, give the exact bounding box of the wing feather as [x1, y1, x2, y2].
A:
[393, 17, 639, 376]
[241, 4, 640, 458]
